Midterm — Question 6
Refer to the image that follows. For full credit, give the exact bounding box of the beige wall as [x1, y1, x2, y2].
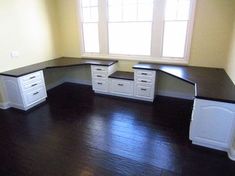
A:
[190, 0, 235, 68]
[225, 14, 235, 84]
[0, 0, 62, 103]
[0, 0, 61, 73]
[57, 0, 81, 57]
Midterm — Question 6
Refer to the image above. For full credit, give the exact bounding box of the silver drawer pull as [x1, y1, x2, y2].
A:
[141, 73, 148, 75]
[31, 83, 38, 87]
[97, 75, 102, 78]
[141, 88, 147, 91]
[33, 92, 39, 95]
[97, 82, 102, 85]
[118, 84, 123, 86]
[141, 80, 147, 83]
[96, 68, 102, 71]
[30, 76, 36, 79]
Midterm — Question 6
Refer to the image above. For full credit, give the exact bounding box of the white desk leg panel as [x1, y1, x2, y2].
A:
[190, 98, 235, 158]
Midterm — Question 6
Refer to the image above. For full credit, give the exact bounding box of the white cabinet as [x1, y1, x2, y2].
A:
[134, 69, 156, 102]
[190, 99, 235, 151]
[2, 70, 47, 111]
[91, 64, 117, 93]
[109, 78, 134, 97]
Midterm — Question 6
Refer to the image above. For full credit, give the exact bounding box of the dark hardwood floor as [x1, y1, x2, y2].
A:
[0, 83, 235, 176]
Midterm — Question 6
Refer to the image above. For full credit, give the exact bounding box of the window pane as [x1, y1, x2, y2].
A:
[109, 22, 152, 55]
[165, 0, 190, 20]
[108, 0, 122, 6]
[165, 0, 178, 20]
[82, 7, 98, 22]
[81, 0, 90, 7]
[123, 4, 137, 21]
[83, 23, 99, 53]
[178, 0, 190, 20]
[138, 3, 153, 21]
[109, 5, 122, 22]
[162, 21, 188, 58]
[90, 0, 98, 6]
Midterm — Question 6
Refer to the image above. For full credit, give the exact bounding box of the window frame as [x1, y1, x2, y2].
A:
[77, 0, 197, 64]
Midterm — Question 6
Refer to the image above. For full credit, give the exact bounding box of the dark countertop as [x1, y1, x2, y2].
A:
[133, 63, 235, 104]
[109, 71, 134, 80]
[0, 57, 118, 77]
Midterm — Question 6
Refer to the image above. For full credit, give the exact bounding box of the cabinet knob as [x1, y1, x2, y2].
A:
[33, 92, 39, 95]
[30, 76, 36, 79]
[31, 83, 38, 87]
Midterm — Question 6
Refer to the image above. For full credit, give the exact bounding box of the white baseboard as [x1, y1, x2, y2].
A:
[0, 102, 10, 110]
[46, 79, 65, 90]
[65, 78, 91, 86]
[157, 90, 194, 100]
[228, 147, 235, 161]
[46, 78, 92, 91]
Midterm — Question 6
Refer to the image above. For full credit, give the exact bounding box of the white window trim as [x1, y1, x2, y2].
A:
[77, 0, 197, 65]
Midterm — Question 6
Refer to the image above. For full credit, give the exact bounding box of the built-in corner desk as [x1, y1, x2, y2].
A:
[1, 57, 235, 160]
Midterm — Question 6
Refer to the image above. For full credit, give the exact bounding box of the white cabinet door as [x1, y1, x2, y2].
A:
[190, 99, 235, 151]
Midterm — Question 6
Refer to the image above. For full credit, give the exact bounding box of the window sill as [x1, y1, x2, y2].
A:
[81, 53, 189, 65]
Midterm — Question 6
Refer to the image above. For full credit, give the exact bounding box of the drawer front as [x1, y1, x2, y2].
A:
[24, 86, 47, 106]
[92, 79, 108, 92]
[135, 85, 152, 98]
[136, 76, 153, 84]
[110, 79, 134, 96]
[22, 79, 43, 91]
[135, 70, 155, 77]
[92, 72, 108, 79]
[20, 71, 42, 84]
[91, 66, 108, 73]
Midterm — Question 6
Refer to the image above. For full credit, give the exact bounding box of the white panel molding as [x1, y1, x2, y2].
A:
[65, 78, 92, 86]
[228, 147, 235, 161]
[0, 102, 10, 110]
[46, 79, 65, 91]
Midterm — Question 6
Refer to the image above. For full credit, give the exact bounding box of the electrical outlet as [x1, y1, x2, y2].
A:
[11, 51, 20, 59]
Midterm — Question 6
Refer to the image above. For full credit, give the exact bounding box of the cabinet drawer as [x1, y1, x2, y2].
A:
[109, 79, 134, 96]
[135, 70, 155, 77]
[135, 85, 152, 98]
[92, 79, 108, 92]
[20, 71, 42, 83]
[91, 66, 108, 72]
[92, 72, 107, 79]
[24, 86, 46, 106]
[136, 77, 153, 84]
[22, 80, 43, 91]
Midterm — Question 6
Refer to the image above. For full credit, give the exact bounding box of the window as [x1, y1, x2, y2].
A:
[79, 0, 196, 63]
[81, 0, 99, 53]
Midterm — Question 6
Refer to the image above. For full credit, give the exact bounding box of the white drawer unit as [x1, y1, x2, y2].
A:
[2, 70, 47, 110]
[109, 78, 134, 97]
[134, 69, 156, 102]
[91, 64, 117, 93]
